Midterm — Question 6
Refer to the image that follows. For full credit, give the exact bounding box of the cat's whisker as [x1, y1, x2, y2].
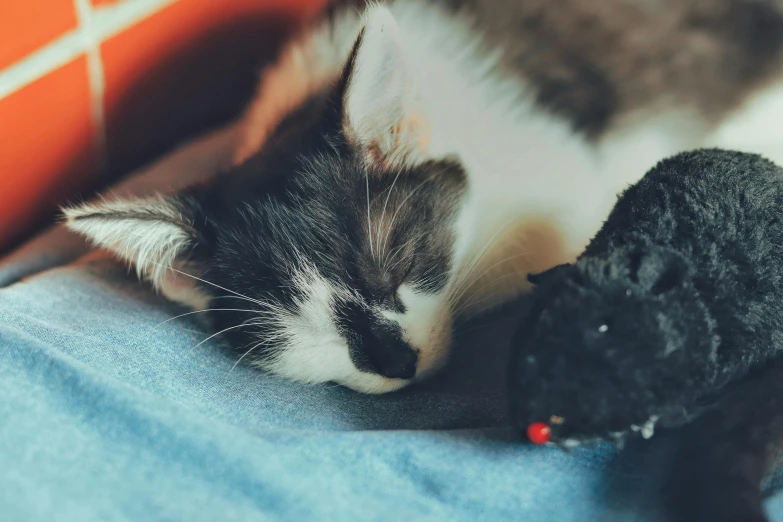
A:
[453, 270, 524, 316]
[231, 339, 273, 372]
[385, 252, 411, 274]
[228, 330, 289, 372]
[380, 177, 432, 266]
[190, 321, 265, 351]
[240, 316, 264, 326]
[382, 243, 407, 272]
[151, 262, 269, 308]
[447, 218, 520, 306]
[451, 251, 531, 309]
[208, 295, 288, 317]
[449, 240, 497, 302]
[411, 274, 438, 290]
[376, 166, 405, 266]
[366, 167, 375, 261]
[454, 276, 518, 315]
[153, 308, 263, 328]
[209, 294, 272, 306]
[384, 231, 426, 272]
[451, 249, 536, 315]
[452, 217, 521, 290]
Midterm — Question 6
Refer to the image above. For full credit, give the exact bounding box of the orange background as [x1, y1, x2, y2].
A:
[0, 0, 328, 252]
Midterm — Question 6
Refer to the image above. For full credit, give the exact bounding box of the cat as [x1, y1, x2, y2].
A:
[64, 0, 783, 394]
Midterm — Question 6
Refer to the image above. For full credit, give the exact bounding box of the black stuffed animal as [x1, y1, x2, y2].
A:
[508, 149, 783, 520]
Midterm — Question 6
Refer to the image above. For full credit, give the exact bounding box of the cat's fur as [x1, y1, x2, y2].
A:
[65, 0, 783, 393]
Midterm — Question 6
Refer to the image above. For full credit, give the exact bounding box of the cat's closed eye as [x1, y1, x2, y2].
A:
[382, 278, 408, 313]
[390, 291, 406, 313]
[377, 256, 415, 312]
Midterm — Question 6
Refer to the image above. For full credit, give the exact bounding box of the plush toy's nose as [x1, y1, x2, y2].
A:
[527, 422, 551, 444]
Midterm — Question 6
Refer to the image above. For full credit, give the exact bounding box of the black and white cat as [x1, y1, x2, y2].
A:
[65, 0, 783, 393]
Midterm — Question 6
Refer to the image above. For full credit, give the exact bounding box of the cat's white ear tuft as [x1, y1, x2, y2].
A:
[63, 197, 202, 303]
[343, 6, 429, 165]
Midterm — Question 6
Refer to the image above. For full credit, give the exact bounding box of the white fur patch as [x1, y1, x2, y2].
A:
[707, 78, 783, 166]
[597, 110, 707, 195]
[382, 283, 453, 379]
[259, 263, 408, 394]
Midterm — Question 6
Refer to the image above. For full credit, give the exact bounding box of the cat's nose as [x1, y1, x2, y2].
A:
[376, 347, 418, 380]
[354, 317, 419, 379]
[335, 300, 420, 380]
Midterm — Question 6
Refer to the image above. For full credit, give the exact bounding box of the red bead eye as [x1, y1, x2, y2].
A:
[527, 422, 551, 444]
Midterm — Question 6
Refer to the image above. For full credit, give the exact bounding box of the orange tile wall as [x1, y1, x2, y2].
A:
[0, 0, 328, 253]
[0, 1, 78, 70]
[0, 57, 98, 248]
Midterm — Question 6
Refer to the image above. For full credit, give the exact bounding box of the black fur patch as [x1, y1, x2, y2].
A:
[334, 298, 418, 378]
[169, 55, 466, 376]
[463, 0, 783, 136]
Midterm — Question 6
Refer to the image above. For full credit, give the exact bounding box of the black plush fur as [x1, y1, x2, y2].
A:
[507, 149, 783, 518]
[511, 150, 783, 440]
[508, 149, 783, 519]
[662, 357, 783, 522]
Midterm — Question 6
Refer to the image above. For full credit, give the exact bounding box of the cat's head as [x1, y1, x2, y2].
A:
[508, 243, 718, 443]
[65, 7, 471, 393]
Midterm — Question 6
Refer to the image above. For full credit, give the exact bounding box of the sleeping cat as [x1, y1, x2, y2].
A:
[64, 0, 783, 393]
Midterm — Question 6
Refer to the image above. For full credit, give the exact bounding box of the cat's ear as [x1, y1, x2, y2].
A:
[63, 195, 211, 308]
[340, 6, 429, 166]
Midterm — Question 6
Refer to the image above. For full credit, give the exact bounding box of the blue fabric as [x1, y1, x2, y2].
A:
[1, 256, 782, 521]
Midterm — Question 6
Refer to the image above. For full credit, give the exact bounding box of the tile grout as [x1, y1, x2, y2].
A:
[0, 0, 181, 102]
[0, 30, 84, 100]
[74, 0, 109, 172]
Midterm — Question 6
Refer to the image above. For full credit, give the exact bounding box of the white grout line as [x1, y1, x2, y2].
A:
[0, 0, 180, 101]
[89, 0, 182, 43]
[74, 0, 108, 169]
[0, 30, 84, 100]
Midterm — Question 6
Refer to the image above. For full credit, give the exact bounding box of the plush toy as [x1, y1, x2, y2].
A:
[508, 149, 783, 520]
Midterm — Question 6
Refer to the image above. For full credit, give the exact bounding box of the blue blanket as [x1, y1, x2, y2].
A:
[2, 256, 782, 521]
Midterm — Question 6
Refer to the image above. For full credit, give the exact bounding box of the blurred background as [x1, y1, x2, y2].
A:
[0, 0, 327, 253]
